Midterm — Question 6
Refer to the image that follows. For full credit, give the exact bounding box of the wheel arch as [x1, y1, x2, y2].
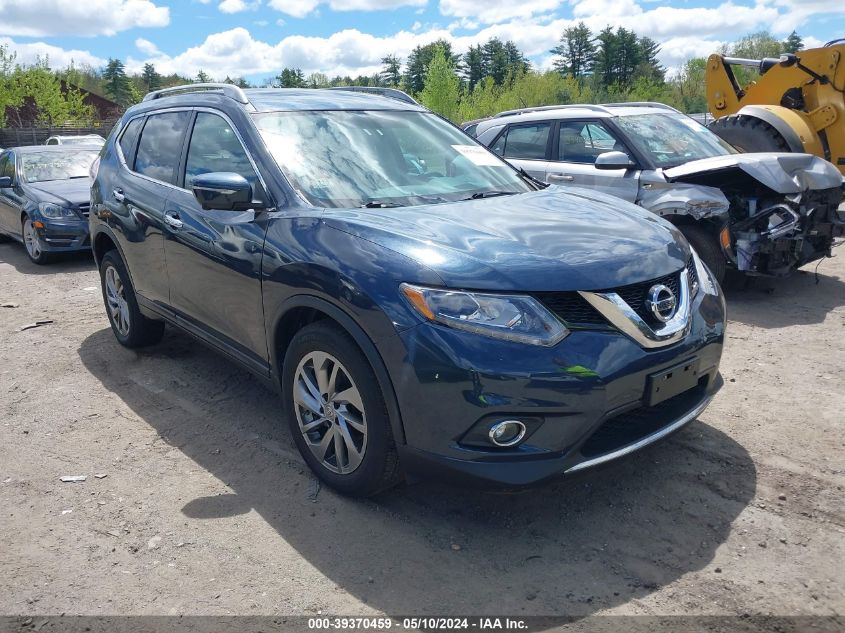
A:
[733, 105, 822, 155]
[270, 294, 407, 445]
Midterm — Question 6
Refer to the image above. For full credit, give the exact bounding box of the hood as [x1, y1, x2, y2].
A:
[663, 153, 843, 194]
[323, 188, 689, 291]
[25, 178, 91, 207]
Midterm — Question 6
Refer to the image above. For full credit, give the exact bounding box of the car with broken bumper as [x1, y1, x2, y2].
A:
[89, 84, 726, 495]
[473, 103, 844, 283]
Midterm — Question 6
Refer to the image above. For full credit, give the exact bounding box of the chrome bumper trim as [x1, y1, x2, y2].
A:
[564, 394, 713, 474]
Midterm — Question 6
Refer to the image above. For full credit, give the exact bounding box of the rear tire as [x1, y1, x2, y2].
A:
[282, 321, 401, 496]
[708, 115, 792, 153]
[99, 250, 165, 348]
[679, 224, 726, 285]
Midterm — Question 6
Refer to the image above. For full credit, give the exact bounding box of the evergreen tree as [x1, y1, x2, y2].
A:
[141, 63, 161, 92]
[195, 69, 212, 83]
[636, 36, 664, 82]
[380, 55, 402, 87]
[463, 45, 484, 90]
[550, 22, 596, 81]
[276, 67, 305, 87]
[782, 30, 803, 53]
[102, 58, 133, 106]
[592, 27, 618, 87]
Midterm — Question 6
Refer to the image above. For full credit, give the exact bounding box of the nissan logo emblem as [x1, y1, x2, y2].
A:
[645, 284, 677, 323]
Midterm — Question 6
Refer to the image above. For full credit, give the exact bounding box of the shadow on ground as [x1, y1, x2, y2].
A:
[724, 262, 845, 329]
[0, 241, 95, 275]
[78, 327, 756, 616]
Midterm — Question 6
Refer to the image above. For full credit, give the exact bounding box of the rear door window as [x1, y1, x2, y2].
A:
[493, 123, 551, 160]
[133, 111, 191, 185]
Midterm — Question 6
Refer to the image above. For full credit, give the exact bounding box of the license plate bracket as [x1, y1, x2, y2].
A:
[646, 358, 700, 406]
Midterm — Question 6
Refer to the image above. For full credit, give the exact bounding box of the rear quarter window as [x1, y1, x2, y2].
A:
[118, 117, 145, 166]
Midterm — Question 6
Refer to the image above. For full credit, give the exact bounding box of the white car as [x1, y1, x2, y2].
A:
[45, 134, 106, 147]
[474, 102, 844, 281]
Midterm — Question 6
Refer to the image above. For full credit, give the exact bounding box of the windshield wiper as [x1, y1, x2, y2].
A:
[463, 190, 518, 200]
[516, 167, 549, 189]
[361, 200, 403, 208]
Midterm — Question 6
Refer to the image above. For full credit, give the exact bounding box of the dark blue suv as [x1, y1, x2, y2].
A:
[90, 84, 726, 496]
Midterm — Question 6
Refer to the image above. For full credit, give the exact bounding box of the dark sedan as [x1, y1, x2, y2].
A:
[0, 146, 98, 264]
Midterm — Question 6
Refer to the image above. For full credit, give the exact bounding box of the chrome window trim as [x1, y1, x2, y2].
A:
[565, 394, 712, 473]
[579, 268, 692, 349]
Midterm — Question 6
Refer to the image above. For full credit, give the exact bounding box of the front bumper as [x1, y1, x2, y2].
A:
[386, 286, 726, 487]
[36, 219, 90, 252]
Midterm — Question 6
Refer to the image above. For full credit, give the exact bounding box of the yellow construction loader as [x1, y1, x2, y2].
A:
[706, 39, 845, 177]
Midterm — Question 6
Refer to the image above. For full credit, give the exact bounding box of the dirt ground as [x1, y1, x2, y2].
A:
[0, 237, 843, 626]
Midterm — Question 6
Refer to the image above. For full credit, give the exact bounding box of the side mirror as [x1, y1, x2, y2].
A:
[191, 172, 254, 211]
[0, 176, 12, 188]
[595, 151, 635, 170]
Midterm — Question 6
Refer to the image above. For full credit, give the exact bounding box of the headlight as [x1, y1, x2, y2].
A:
[37, 203, 77, 218]
[400, 283, 569, 346]
[690, 247, 719, 296]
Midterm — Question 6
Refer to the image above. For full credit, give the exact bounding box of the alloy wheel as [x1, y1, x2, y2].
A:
[23, 219, 41, 260]
[293, 351, 367, 474]
[104, 266, 131, 336]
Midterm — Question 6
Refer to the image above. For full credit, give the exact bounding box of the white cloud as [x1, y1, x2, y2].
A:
[267, 0, 424, 18]
[0, 0, 169, 37]
[219, 0, 261, 13]
[135, 37, 161, 56]
[0, 36, 106, 69]
[440, 0, 563, 23]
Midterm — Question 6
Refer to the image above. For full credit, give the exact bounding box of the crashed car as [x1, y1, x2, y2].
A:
[474, 102, 845, 281]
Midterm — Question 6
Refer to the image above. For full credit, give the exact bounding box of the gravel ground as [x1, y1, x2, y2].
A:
[0, 238, 843, 626]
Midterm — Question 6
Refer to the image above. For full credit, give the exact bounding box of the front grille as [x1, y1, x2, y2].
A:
[76, 203, 90, 218]
[535, 262, 691, 330]
[533, 291, 607, 327]
[579, 380, 707, 458]
[615, 270, 682, 326]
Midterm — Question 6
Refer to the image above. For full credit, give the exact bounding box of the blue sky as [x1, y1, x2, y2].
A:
[1, 0, 843, 83]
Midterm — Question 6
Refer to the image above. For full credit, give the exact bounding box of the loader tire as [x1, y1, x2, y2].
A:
[708, 115, 792, 153]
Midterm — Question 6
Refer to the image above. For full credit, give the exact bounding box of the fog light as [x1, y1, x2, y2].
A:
[488, 420, 527, 447]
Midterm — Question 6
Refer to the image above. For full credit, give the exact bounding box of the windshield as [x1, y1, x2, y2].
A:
[20, 150, 99, 183]
[613, 113, 737, 168]
[253, 110, 532, 208]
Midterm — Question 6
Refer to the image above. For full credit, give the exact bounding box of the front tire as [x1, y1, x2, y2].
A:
[22, 216, 51, 265]
[282, 321, 401, 496]
[99, 250, 165, 348]
[679, 224, 726, 285]
[708, 115, 791, 153]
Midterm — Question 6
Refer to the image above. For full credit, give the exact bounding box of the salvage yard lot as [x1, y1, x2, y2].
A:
[1, 240, 843, 621]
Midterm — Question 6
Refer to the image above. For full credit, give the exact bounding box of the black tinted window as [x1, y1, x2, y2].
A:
[499, 123, 550, 160]
[185, 113, 258, 189]
[119, 117, 145, 165]
[134, 111, 190, 185]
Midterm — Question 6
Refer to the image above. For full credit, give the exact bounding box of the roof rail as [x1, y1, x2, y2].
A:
[599, 101, 681, 112]
[325, 86, 419, 106]
[493, 104, 612, 118]
[142, 83, 250, 104]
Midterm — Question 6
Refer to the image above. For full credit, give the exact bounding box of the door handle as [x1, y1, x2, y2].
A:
[163, 212, 183, 230]
[112, 188, 125, 202]
[548, 174, 575, 182]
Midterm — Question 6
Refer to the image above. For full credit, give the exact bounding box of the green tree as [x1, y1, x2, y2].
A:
[380, 55, 402, 87]
[636, 36, 664, 83]
[0, 44, 24, 127]
[405, 40, 458, 94]
[102, 58, 133, 106]
[462, 45, 484, 90]
[195, 69, 212, 83]
[728, 30, 783, 59]
[550, 22, 596, 82]
[782, 30, 803, 53]
[141, 63, 161, 92]
[592, 26, 618, 87]
[419, 45, 460, 121]
[276, 67, 305, 87]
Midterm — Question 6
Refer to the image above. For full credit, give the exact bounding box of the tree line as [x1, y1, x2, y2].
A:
[1, 28, 805, 128]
